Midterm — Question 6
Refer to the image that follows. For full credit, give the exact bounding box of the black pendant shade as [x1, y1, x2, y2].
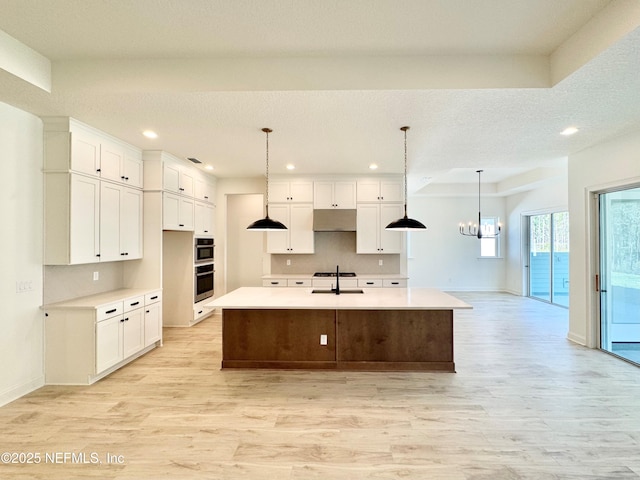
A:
[246, 207, 287, 231]
[385, 126, 426, 231]
[247, 128, 288, 231]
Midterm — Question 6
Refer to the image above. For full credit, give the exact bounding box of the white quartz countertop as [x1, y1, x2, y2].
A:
[43, 288, 160, 310]
[205, 287, 471, 310]
[261, 274, 408, 279]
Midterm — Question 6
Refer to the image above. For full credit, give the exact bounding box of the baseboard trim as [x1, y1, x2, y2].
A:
[0, 375, 45, 407]
[567, 331, 587, 346]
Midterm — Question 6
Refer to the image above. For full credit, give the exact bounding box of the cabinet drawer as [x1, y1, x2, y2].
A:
[145, 291, 162, 305]
[383, 279, 407, 288]
[97, 301, 124, 321]
[358, 279, 382, 288]
[262, 279, 287, 287]
[288, 279, 311, 287]
[194, 306, 211, 322]
[123, 295, 145, 313]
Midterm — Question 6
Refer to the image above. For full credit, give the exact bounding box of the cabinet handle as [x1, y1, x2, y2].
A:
[124, 317, 129, 322]
[295, 281, 303, 285]
[150, 296, 158, 300]
[198, 310, 203, 315]
[179, 224, 184, 227]
[96, 254, 101, 257]
[96, 168, 101, 172]
[121, 175, 126, 179]
[130, 301, 140, 306]
[204, 196, 209, 199]
[366, 282, 374, 285]
[391, 282, 399, 285]
[106, 308, 117, 314]
[271, 281, 279, 285]
[204, 230, 208, 233]
[179, 187, 185, 191]
[120, 318, 125, 322]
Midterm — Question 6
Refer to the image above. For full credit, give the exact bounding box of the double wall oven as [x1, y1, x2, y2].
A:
[194, 237, 215, 302]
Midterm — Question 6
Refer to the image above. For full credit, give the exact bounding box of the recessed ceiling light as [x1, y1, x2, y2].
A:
[204, 165, 214, 171]
[286, 164, 295, 170]
[560, 126, 579, 136]
[369, 163, 378, 170]
[142, 130, 158, 139]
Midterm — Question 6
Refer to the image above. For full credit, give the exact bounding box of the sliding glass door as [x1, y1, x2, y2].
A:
[599, 187, 640, 364]
[528, 212, 570, 307]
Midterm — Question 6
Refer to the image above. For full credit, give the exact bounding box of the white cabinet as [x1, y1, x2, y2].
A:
[43, 118, 144, 265]
[270, 179, 314, 203]
[356, 203, 404, 254]
[45, 289, 162, 385]
[144, 291, 162, 347]
[194, 176, 216, 204]
[266, 203, 314, 253]
[357, 178, 404, 203]
[195, 201, 215, 235]
[96, 313, 123, 373]
[163, 158, 194, 197]
[163, 192, 195, 231]
[314, 180, 356, 209]
[70, 127, 102, 177]
[99, 183, 143, 262]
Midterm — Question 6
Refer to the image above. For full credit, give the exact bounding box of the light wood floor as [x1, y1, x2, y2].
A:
[2, 292, 639, 479]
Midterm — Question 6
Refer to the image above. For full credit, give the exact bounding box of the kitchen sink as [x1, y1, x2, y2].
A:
[311, 289, 364, 294]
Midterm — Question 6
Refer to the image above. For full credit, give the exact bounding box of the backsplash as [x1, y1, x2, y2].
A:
[44, 262, 125, 304]
[270, 232, 400, 274]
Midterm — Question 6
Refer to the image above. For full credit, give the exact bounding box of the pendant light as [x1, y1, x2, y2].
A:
[247, 128, 287, 230]
[459, 169, 501, 238]
[385, 126, 427, 230]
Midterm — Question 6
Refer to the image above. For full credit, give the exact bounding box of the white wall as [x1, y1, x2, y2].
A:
[0, 102, 44, 406]
[226, 194, 264, 291]
[408, 195, 507, 291]
[568, 129, 640, 347]
[504, 178, 568, 295]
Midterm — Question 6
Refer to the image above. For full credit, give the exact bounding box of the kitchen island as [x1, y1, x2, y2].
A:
[205, 287, 471, 372]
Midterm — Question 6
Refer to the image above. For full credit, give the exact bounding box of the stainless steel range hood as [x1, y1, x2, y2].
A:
[313, 209, 357, 232]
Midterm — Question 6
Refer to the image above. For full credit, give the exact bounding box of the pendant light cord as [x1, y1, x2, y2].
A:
[401, 126, 409, 217]
[262, 127, 272, 216]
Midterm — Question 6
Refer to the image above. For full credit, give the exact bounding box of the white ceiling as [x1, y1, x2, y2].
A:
[1, 0, 639, 194]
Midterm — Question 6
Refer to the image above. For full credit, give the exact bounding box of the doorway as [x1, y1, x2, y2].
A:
[528, 212, 570, 307]
[226, 194, 265, 292]
[598, 187, 640, 364]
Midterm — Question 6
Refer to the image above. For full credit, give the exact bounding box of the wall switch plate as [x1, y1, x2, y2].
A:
[93, 271, 99, 281]
[286, 259, 291, 266]
[320, 334, 328, 346]
[379, 259, 383, 266]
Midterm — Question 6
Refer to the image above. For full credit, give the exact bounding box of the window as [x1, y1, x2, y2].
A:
[480, 217, 500, 257]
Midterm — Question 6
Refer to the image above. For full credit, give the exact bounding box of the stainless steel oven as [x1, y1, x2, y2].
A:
[194, 263, 214, 303]
[195, 237, 214, 264]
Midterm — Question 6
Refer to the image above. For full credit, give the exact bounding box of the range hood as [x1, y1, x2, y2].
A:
[313, 209, 357, 232]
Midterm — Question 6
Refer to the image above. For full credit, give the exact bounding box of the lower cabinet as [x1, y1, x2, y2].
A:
[45, 289, 162, 385]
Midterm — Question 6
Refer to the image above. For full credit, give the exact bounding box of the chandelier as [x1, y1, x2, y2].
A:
[459, 169, 501, 238]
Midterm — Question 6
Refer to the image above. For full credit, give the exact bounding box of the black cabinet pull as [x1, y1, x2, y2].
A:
[146, 310, 150, 313]
[120, 318, 125, 322]
[198, 310, 203, 315]
[124, 317, 129, 322]
[96, 168, 101, 172]
[96, 254, 101, 257]
[130, 301, 140, 307]
[150, 295, 158, 300]
[391, 282, 399, 285]
[106, 308, 117, 314]
[179, 224, 184, 227]
[295, 282, 303, 285]
[121, 175, 126, 179]
[366, 282, 374, 285]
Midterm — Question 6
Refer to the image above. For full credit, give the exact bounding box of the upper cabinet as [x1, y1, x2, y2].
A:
[313, 180, 356, 209]
[44, 117, 143, 189]
[143, 150, 217, 233]
[356, 178, 404, 203]
[270, 179, 313, 203]
[43, 118, 144, 265]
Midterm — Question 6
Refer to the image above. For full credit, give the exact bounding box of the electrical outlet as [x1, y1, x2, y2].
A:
[15, 280, 34, 293]
[93, 271, 99, 281]
[286, 259, 291, 266]
[379, 259, 383, 266]
[320, 334, 328, 346]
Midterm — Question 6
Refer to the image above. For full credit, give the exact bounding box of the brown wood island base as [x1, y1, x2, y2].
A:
[222, 308, 454, 372]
